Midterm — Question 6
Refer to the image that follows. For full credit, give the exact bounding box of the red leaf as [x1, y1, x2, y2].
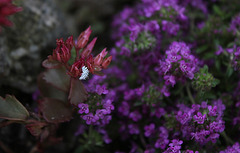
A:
[39, 98, 72, 123]
[0, 95, 29, 121]
[42, 59, 61, 69]
[68, 78, 88, 105]
[38, 73, 68, 102]
[26, 122, 47, 137]
[43, 67, 70, 92]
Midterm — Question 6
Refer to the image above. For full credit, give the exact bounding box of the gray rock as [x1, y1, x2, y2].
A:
[0, 0, 69, 93]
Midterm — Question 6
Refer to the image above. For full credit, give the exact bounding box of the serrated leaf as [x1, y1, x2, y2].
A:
[43, 66, 70, 92]
[42, 58, 61, 69]
[39, 98, 72, 123]
[0, 95, 29, 121]
[68, 78, 88, 105]
[38, 73, 68, 102]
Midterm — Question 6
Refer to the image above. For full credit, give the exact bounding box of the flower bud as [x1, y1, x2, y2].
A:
[99, 48, 108, 58]
[81, 37, 97, 58]
[76, 26, 92, 49]
[68, 59, 84, 78]
[102, 56, 112, 69]
[94, 48, 107, 66]
[65, 36, 73, 51]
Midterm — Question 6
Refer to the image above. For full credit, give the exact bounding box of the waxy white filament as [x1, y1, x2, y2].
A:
[79, 66, 89, 80]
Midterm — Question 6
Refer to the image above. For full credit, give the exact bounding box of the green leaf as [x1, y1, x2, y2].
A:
[39, 98, 72, 123]
[213, 5, 223, 16]
[212, 79, 220, 87]
[226, 67, 233, 78]
[0, 95, 29, 121]
[43, 66, 70, 92]
[68, 78, 88, 105]
[196, 45, 208, 54]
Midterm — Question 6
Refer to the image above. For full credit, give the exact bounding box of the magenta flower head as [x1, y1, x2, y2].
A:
[193, 112, 206, 124]
[82, 113, 97, 125]
[144, 123, 155, 137]
[78, 103, 89, 114]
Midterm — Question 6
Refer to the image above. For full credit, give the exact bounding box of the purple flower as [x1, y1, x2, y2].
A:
[191, 130, 210, 144]
[103, 100, 114, 114]
[164, 75, 176, 87]
[162, 20, 180, 35]
[176, 111, 192, 125]
[78, 103, 89, 114]
[179, 60, 189, 73]
[129, 111, 142, 122]
[135, 85, 145, 96]
[163, 139, 183, 153]
[191, 104, 201, 112]
[215, 45, 224, 55]
[101, 115, 112, 125]
[209, 120, 225, 133]
[144, 123, 155, 137]
[96, 84, 108, 95]
[145, 20, 160, 33]
[103, 134, 112, 144]
[208, 105, 217, 116]
[82, 113, 97, 125]
[154, 107, 166, 118]
[193, 112, 206, 124]
[167, 52, 182, 62]
[128, 124, 140, 134]
[169, 139, 183, 148]
[220, 142, 240, 153]
[118, 101, 130, 116]
[129, 23, 143, 41]
[155, 138, 169, 149]
[201, 101, 208, 109]
[95, 109, 108, 120]
[161, 85, 170, 97]
[207, 133, 219, 143]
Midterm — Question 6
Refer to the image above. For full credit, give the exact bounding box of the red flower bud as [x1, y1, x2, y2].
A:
[81, 37, 97, 58]
[76, 26, 92, 49]
[99, 48, 108, 58]
[102, 56, 112, 69]
[68, 59, 84, 78]
[51, 38, 72, 64]
[65, 36, 73, 51]
[94, 48, 107, 66]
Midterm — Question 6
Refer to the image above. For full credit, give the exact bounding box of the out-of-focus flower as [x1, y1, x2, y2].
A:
[0, 0, 22, 31]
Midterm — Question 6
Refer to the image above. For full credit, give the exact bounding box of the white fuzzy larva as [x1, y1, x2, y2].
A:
[79, 66, 89, 80]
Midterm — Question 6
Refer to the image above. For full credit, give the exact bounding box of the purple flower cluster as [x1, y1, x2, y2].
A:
[229, 13, 240, 35]
[220, 142, 240, 153]
[155, 42, 199, 87]
[163, 139, 183, 153]
[71, 0, 240, 152]
[111, 0, 189, 57]
[215, 45, 240, 71]
[176, 101, 225, 145]
[78, 75, 115, 125]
